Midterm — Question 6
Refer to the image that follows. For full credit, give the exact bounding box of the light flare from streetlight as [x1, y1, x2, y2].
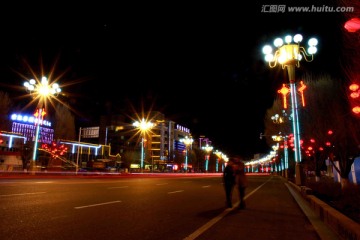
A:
[133, 118, 154, 171]
[23, 76, 62, 111]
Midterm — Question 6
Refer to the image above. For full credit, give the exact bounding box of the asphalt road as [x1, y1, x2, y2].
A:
[0, 174, 339, 240]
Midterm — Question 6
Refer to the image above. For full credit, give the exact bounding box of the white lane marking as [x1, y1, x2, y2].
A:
[156, 183, 168, 186]
[74, 201, 121, 209]
[202, 185, 211, 188]
[183, 177, 272, 240]
[0, 192, 47, 197]
[35, 181, 54, 184]
[108, 186, 129, 189]
[168, 190, 184, 194]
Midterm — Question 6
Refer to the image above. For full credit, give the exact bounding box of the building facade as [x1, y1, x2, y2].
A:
[99, 111, 193, 172]
[0, 131, 27, 171]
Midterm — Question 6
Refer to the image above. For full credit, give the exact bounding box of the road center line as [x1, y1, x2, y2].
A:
[0, 192, 47, 197]
[74, 200, 121, 209]
[168, 190, 184, 194]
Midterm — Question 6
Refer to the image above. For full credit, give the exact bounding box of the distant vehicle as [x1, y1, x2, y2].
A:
[86, 159, 116, 171]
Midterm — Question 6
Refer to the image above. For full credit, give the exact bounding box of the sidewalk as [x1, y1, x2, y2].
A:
[185, 176, 339, 240]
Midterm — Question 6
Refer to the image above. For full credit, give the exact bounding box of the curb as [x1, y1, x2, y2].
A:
[288, 180, 360, 240]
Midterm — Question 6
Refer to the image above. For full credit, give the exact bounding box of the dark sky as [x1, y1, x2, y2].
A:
[0, 1, 348, 158]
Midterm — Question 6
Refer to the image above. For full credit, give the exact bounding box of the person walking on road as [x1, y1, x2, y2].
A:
[223, 159, 235, 208]
[233, 157, 248, 209]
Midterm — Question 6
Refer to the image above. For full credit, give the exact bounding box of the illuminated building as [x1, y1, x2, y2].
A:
[10, 113, 54, 144]
[99, 112, 194, 172]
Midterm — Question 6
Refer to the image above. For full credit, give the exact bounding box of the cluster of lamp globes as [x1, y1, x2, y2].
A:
[24, 77, 61, 96]
[262, 34, 318, 64]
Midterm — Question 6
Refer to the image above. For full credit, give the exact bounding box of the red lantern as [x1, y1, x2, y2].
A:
[344, 18, 360, 33]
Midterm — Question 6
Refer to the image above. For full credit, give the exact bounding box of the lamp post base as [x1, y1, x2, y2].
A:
[295, 163, 304, 185]
[29, 160, 36, 175]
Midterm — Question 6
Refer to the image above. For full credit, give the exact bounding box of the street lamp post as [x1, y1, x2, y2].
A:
[133, 118, 154, 173]
[272, 144, 279, 173]
[32, 108, 46, 161]
[263, 34, 318, 185]
[271, 112, 289, 178]
[24, 76, 61, 173]
[214, 150, 223, 173]
[202, 144, 213, 172]
[180, 136, 193, 172]
[221, 154, 228, 172]
[277, 134, 289, 178]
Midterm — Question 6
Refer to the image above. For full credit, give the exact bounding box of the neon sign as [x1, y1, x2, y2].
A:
[11, 113, 51, 127]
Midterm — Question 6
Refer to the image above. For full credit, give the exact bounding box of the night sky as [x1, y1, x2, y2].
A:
[0, 1, 347, 158]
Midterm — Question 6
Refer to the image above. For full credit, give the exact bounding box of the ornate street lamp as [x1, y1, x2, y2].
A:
[214, 150, 221, 172]
[271, 113, 284, 124]
[24, 77, 61, 108]
[214, 150, 228, 172]
[262, 33, 318, 185]
[202, 144, 213, 172]
[271, 144, 279, 173]
[271, 112, 289, 178]
[180, 136, 193, 172]
[24, 76, 61, 172]
[133, 118, 154, 172]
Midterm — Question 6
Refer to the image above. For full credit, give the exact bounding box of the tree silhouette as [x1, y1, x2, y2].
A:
[54, 103, 76, 141]
[0, 91, 13, 131]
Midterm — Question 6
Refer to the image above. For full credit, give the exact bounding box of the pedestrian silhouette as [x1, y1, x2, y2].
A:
[223, 159, 235, 208]
[233, 157, 248, 209]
